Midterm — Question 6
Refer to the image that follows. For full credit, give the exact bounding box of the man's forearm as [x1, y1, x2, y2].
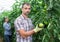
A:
[25, 30, 35, 36]
[19, 29, 35, 38]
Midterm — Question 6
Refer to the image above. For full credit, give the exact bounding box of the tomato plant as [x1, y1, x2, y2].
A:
[0, 0, 60, 42]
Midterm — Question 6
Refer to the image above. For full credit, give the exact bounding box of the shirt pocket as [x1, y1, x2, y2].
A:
[22, 20, 28, 31]
[28, 20, 34, 30]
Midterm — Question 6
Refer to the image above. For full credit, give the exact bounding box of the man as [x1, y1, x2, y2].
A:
[3, 17, 12, 42]
[14, 3, 43, 42]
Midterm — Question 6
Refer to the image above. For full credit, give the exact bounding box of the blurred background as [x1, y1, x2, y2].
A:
[0, 0, 60, 42]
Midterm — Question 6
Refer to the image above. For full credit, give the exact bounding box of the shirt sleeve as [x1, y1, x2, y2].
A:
[14, 19, 24, 31]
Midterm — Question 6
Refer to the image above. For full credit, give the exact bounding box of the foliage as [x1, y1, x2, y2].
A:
[0, 0, 60, 42]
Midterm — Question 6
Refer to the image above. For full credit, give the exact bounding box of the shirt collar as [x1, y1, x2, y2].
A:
[20, 14, 29, 20]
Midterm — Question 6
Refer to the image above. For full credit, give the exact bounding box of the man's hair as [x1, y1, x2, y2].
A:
[22, 2, 30, 8]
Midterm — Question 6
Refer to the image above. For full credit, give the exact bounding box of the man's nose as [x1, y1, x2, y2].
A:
[27, 9, 30, 11]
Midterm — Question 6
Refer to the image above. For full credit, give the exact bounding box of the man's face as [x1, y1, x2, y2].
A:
[22, 4, 31, 15]
[5, 18, 9, 22]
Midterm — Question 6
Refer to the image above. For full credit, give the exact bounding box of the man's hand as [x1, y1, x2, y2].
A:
[33, 25, 43, 33]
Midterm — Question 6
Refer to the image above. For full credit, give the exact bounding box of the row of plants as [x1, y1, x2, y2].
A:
[0, 0, 60, 42]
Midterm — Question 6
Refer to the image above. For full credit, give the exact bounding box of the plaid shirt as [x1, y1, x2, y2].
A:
[14, 15, 34, 42]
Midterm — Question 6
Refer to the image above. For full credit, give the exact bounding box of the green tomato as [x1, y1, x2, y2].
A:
[43, 21, 48, 28]
[44, 4, 47, 9]
[44, 21, 48, 25]
[38, 23, 44, 28]
[44, 5, 47, 9]
[43, 9, 46, 12]
[39, 1, 43, 5]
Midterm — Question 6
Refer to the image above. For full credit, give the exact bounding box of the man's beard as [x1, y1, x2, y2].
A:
[25, 12, 30, 15]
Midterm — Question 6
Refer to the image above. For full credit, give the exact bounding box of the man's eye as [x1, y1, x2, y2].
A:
[29, 8, 31, 10]
[25, 8, 27, 9]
